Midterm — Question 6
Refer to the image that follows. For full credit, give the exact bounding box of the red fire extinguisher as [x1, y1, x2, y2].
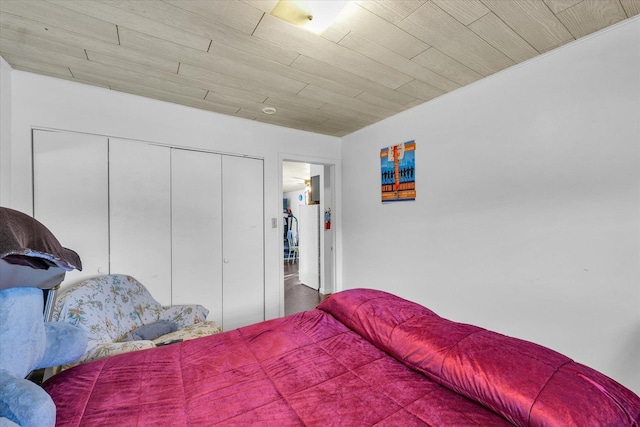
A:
[324, 208, 331, 230]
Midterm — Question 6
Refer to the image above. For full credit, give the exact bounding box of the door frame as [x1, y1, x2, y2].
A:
[278, 153, 342, 317]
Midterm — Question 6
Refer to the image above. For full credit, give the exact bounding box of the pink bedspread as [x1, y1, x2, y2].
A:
[43, 289, 640, 426]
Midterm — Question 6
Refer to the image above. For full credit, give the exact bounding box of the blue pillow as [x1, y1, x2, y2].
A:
[121, 320, 178, 342]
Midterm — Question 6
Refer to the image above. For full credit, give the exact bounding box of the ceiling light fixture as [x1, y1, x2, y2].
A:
[271, 0, 350, 35]
[262, 106, 277, 115]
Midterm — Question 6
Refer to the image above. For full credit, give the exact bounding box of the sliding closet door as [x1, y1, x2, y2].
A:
[171, 149, 223, 324]
[109, 139, 172, 305]
[222, 156, 264, 330]
[33, 130, 109, 285]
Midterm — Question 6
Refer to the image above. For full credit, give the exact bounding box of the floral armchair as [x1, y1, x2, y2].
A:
[51, 274, 221, 370]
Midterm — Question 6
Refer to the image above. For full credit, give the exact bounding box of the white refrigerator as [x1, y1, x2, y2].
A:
[298, 204, 320, 290]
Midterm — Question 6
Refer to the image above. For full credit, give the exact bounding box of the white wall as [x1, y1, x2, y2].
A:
[341, 18, 640, 393]
[0, 57, 11, 207]
[2, 70, 341, 321]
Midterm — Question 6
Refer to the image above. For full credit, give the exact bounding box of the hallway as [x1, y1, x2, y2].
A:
[284, 261, 326, 315]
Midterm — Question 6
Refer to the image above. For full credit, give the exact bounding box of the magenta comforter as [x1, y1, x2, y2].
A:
[43, 289, 639, 426]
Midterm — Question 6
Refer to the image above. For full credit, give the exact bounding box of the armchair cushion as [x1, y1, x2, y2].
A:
[152, 322, 223, 345]
[88, 341, 157, 363]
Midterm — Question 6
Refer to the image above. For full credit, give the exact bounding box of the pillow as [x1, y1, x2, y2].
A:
[319, 289, 640, 426]
[121, 321, 178, 342]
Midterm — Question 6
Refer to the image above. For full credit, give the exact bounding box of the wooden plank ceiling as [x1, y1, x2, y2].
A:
[1, 0, 638, 136]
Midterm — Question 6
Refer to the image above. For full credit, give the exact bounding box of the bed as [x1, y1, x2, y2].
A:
[43, 288, 639, 426]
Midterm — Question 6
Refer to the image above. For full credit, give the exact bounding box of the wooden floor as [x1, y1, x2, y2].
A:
[284, 261, 326, 316]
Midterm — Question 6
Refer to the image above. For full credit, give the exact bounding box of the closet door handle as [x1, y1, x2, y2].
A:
[223, 258, 230, 264]
[97, 267, 107, 274]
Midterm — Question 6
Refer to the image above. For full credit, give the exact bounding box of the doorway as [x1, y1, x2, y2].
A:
[282, 160, 335, 314]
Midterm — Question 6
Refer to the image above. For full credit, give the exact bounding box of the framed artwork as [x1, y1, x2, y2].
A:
[381, 140, 416, 203]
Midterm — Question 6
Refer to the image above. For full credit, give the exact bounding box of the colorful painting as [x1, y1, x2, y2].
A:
[381, 140, 416, 203]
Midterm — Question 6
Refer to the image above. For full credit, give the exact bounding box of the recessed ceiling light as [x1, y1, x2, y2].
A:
[271, 0, 350, 35]
[262, 106, 277, 115]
